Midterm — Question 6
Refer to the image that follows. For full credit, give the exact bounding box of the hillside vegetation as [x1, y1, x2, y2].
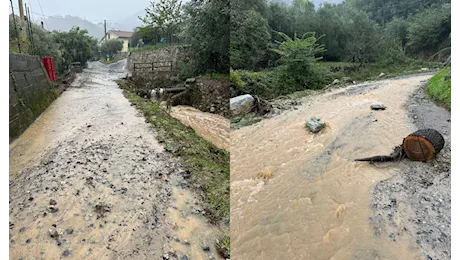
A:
[230, 0, 450, 99]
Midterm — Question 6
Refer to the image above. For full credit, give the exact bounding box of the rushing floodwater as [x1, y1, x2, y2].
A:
[230, 75, 432, 260]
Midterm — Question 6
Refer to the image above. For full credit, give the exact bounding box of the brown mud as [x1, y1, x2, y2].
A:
[9, 60, 224, 260]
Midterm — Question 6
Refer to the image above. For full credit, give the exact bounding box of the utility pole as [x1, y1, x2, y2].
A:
[10, 0, 21, 53]
[104, 20, 107, 42]
[18, 0, 24, 20]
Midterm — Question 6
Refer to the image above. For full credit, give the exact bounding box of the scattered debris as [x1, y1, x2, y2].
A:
[332, 79, 341, 85]
[48, 206, 59, 213]
[49, 228, 59, 239]
[94, 202, 111, 219]
[371, 104, 386, 110]
[201, 243, 210, 251]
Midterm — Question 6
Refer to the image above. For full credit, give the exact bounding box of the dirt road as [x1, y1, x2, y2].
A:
[230, 73, 450, 260]
[9, 60, 224, 260]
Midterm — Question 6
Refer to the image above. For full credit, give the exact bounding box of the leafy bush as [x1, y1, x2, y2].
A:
[100, 39, 123, 57]
[272, 32, 331, 91]
[230, 69, 279, 99]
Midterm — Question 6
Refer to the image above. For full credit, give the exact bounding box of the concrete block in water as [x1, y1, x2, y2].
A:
[230, 94, 254, 116]
[306, 116, 325, 133]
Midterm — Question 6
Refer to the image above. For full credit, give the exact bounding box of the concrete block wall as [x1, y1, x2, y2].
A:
[9, 53, 58, 142]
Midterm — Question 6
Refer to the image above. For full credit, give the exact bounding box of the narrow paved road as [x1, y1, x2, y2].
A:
[9, 60, 223, 260]
[230, 73, 450, 260]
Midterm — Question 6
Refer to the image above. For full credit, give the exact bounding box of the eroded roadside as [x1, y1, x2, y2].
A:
[370, 83, 451, 260]
[9, 60, 227, 260]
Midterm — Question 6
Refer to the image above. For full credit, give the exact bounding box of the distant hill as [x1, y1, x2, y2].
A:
[44, 15, 105, 39]
[44, 11, 145, 41]
[108, 10, 145, 32]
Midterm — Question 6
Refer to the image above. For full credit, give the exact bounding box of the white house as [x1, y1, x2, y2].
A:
[100, 30, 133, 52]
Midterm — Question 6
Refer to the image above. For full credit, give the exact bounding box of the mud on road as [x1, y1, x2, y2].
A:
[9, 60, 224, 260]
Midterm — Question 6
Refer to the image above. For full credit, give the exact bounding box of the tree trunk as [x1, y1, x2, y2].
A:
[403, 129, 445, 161]
[355, 129, 445, 162]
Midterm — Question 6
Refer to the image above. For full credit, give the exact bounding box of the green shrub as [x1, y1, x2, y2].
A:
[230, 69, 280, 99]
[271, 32, 329, 89]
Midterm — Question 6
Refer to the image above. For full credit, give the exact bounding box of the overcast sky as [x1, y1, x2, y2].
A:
[10, 0, 343, 24]
[10, 0, 151, 23]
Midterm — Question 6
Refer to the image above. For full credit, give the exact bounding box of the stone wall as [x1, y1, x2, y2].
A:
[171, 77, 230, 118]
[9, 53, 58, 142]
[127, 46, 191, 77]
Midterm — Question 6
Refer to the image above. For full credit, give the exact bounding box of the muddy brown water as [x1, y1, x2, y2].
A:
[170, 106, 230, 151]
[230, 75, 433, 260]
[9, 60, 224, 260]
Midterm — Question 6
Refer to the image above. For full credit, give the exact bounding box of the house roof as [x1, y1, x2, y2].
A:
[108, 30, 133, 38]
[99, 30, 134, 43]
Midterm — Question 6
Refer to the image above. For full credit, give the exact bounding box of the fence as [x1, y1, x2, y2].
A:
[132, 61, 177, 78]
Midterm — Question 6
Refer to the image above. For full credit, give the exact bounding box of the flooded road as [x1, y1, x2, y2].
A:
[9, 60, 224, 260]
[230, 74, 434, 260]
[170, 106, 230, 151]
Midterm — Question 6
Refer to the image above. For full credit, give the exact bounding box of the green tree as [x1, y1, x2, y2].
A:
[100, 39, 123, 56]
[344, 10, 381, 65]
[384, 18, 409, 54]
[141, 0, 183, 44]
[290, 0, 315, 36]
[272, 32, 328, 90]
[313, 3, 349, 61]
[406, 3, 451, 59]
[53, 27, 98, 73]
[130, 25, 162, 46]
[182, 0, 230, 75]
[351, 0, 450, 26]
[230, 9, 271, 69]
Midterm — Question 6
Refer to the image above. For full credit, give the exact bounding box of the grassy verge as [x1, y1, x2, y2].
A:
[216, 236, 230, 259]
[231, 61, 442, 100]
[426, 67, 451, 110]
[116, 79, 230, 223]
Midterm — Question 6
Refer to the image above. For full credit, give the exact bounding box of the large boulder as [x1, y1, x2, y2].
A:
[230, 94, 255, 116]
